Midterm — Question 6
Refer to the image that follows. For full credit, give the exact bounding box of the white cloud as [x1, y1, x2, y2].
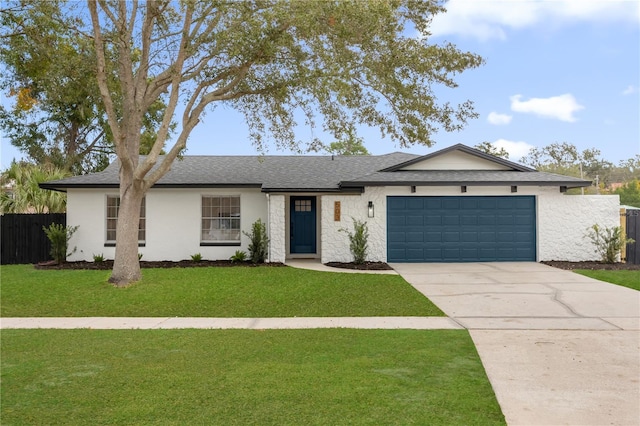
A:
[622, 85, 638, 95]
[430, 0, 640, 41]
[510, 93, 584, 122]
[487, 112, 512, 125]
[492, 139, 535, 160]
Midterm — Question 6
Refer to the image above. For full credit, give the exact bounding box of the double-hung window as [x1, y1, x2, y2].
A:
[106, 196, 146, 246]
[201, 195, 240, 245]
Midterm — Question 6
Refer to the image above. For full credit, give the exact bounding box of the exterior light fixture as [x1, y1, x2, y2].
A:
[368, 201, 375, 218]
[511, 186, 518, 193]
[461, 186, 467, 193]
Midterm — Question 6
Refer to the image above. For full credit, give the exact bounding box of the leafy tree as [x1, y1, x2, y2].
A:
[615, 179, 640, 207]
[0, 161, 69, 213]
[519, 142, 614, 192]
[0, 1, 171, 174]
[84, 0, 483, 285]
[474, 141, 509, 159]
[328, 130, 370, 155]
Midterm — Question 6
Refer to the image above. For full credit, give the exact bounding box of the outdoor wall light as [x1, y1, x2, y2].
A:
[461, 186, 467, 193]
[368, 201, 375, 218]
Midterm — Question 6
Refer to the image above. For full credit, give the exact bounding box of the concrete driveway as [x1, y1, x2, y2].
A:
[391, 262, 640, 426]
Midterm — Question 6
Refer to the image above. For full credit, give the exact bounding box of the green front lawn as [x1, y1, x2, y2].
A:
[0, 265, 443, 317]
[1, 329, 505, 425]
[574, 269, 640, 291]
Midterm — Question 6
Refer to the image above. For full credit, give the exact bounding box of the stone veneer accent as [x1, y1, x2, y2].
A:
[268, 194, 286, 263]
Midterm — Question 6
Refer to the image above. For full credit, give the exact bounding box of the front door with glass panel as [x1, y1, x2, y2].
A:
[290, 196, 316, 254]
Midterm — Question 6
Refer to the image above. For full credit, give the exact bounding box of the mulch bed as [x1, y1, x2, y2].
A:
[34, 260, 286, 270]
[541, 261, 640, 271]
[32, 260, 639, 271]
[324, 261, 394, 271]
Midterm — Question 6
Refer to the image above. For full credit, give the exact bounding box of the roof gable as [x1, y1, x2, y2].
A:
[381, 143, 535, 172]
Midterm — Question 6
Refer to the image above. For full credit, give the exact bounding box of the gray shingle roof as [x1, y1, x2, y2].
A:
[340, 170, 591, 187]
[41, 153, 419, 192]
[40, 148, 591, 192]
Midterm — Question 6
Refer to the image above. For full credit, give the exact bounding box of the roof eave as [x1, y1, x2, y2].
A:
[340, 180, 592, 189]
[379, 144, 536, 172]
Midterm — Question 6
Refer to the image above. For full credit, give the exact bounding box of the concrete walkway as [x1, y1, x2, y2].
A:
[392, 262, 640, 426]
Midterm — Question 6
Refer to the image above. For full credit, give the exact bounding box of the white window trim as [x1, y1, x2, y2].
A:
[105, 195, 146, 246]
[200, 194, 241, 246]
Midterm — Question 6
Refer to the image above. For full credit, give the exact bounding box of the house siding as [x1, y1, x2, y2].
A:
[66, 188, 268, 262]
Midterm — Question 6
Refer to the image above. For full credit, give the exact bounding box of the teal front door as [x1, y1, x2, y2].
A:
[290, 196, 316, 254]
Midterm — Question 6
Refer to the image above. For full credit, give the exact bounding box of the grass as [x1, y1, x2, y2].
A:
[574, 269, 640, 291]
[0, 265, 443, 317]
[1, 329, 505, 425]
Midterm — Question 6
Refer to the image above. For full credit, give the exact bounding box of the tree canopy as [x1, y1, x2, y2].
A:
[39, 0, 484, 285]
[0, 1, 170, 174]
[327, 130, 370, 155]
[474, 141, 509, 159]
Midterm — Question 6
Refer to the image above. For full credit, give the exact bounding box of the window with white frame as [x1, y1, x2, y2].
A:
[106, 196, 146, 244]
[201, 195, 240, 244]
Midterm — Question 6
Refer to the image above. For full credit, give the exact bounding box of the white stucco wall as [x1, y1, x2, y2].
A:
[66, 188, 268, 262]
[538, 192, 620, 261]
[319, 185, 620, 263]
[268, 194, 286, 263]
[320, 187, 387, 263]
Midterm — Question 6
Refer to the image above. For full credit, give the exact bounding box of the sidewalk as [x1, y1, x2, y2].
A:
[0, 316, 461, 330]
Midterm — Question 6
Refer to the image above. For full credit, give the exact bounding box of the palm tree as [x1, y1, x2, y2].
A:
[0, 162, 69, 213]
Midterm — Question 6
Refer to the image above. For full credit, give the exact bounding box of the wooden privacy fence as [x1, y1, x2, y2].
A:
[1, 213, 66, 265]
[622, 209, 640, 265]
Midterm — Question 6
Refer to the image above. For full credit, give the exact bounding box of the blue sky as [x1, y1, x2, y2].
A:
[1, 0, 638, 169]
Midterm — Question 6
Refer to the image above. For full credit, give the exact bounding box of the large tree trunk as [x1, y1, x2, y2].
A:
[109, 177, 144, 286]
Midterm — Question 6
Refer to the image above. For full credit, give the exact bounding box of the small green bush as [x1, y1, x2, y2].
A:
[342, 218, 369, 264]
[230, 250, 247, 263]
[93, 253, 105, 263]
[584, 224, 635, 263]
[243, 219, 269, 264]
[42, 223, 78, 264]
[191, 253, 203, 262]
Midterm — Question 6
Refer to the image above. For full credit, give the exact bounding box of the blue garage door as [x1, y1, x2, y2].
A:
[387, 196, 536, 262]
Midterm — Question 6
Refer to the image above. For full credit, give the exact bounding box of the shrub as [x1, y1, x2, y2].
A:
[191, 253, 203, 262]
[42, 223, 79, 264]
[230, 250, 247, 263]
[243, 219, 269, 263]
[584, 224, 635, 264]
[93, 253, 105, 263]
[341, 218, 369, 264]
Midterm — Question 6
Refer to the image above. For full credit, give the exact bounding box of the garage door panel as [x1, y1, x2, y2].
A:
[407, 198, 425, 210]
[424, 216, 442, 225]
[442, 215, 460, 225]
[406, 232, 424, 242]
[387, 196, 536, 262]
[406, 215, 424, 226]
[442, 198, 460, 209]
[425, 232, 442, 242]
[478, 215, 496, 226]
[460, 232, 478, 242]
